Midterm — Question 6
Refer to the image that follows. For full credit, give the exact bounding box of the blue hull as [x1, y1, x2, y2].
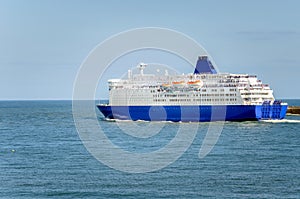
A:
[97, 104, 288, 122]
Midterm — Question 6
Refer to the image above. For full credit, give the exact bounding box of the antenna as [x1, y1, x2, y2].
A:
[128, 69, 132, 79]
[137, 63, 147, 75]
[165, 69, 168, 76]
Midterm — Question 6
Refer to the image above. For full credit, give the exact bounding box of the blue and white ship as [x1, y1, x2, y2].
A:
[97, 56, 288, 122]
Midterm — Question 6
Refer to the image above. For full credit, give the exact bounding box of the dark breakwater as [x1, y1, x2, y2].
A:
[287, 106, 300, 114]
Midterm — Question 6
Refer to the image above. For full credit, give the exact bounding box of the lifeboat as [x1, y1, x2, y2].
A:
[172, 80, 185, 86]
[187, 80, 201, 85]
[172, 81, 185, 87]
[187, 80, 203, 87]
[161, 83, 171, 87]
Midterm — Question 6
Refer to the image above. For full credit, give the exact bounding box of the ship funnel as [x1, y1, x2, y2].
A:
[194, 55, 217, 74]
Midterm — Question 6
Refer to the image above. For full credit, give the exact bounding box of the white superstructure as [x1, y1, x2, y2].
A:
[108, 63, 275, 106]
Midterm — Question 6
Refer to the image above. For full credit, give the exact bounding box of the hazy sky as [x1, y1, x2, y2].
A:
[1, 0, 300, 100]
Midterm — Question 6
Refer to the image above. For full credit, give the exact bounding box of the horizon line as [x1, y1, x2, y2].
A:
[0, 98, 299, 101]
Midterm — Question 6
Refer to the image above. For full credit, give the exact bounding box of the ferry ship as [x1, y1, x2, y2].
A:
[97, 56, 288, 122]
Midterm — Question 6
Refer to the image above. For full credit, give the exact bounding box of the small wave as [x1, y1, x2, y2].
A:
[135, 119, 150, 123]
[102, 118, 184, 124]
[261, 119, 300, 123]
[104, 118, 151, 123]
[103, 118, 117, 122]
[286, 113, 300, 116]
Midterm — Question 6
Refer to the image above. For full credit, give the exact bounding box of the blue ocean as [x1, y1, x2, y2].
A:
[1, 100, 300, 198]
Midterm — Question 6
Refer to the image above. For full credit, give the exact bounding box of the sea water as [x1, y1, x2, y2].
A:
[0, 100, 299, 198]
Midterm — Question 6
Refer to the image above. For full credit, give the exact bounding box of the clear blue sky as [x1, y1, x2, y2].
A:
[1, 0, 299, 100]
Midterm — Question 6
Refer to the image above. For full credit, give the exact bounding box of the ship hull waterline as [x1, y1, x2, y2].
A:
[97, 104, 288, 122]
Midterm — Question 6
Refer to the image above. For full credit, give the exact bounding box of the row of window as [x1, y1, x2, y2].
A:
[154, 93, 239, 98]
[193, 98, 237, 102]
[153, 94, 191, 98]
[153, 99, 167, 102]
[152, 98, 238, 102]
[169, 99, 192, 102]
[196, 88, 236, 92]
[193, 93, 237, 97]
[152, 88, 237, 93]
[242, 93, 269, 95]
[112, 85, 244, 91]
[244, 97, 260, 101]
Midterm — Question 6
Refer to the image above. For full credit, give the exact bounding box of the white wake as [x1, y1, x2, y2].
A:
[261, 119, 300, 123]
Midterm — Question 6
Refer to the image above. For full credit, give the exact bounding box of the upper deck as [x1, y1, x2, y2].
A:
[108, 69, 275, 106]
